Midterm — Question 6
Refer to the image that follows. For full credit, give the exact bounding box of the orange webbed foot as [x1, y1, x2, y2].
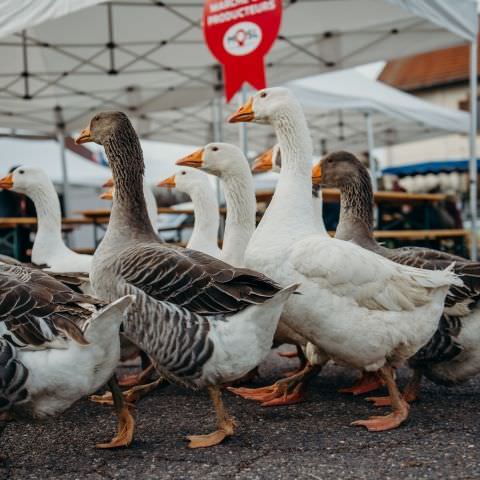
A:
[352, 400, 409, 432]
[339, 371, 385, 395]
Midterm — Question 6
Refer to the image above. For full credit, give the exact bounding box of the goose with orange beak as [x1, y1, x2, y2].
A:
[72, 111, 298, 448]
[225, 87, 461, 432]
[157, 167, 221, 258]
[0, 166, 93, 274]
[313, 151, 480, 404]
[177, 142, 313, 404]
[176, 142, 256, 267]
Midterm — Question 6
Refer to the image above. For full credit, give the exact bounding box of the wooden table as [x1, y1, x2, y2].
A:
[0, 216, 97, 259]
[76, 207, 229, 246]
[255, 189, 446, 205]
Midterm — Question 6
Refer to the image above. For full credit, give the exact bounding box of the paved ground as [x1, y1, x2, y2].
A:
[1, 350, 479, 480]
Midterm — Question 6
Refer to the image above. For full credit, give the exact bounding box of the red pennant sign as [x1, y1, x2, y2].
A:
[203, 0, 282, 102]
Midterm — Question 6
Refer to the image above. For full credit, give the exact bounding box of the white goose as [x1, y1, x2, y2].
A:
[157, 167, 221, 258]
[175, 143, 255, 267]
[227, 87, 461, 431]
[175, 143, 313, 397]
[0, 167, 92, 273]
[252, 146, 385, 395]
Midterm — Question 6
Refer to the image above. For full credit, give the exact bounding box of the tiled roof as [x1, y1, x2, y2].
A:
[378, 38, 479, 92]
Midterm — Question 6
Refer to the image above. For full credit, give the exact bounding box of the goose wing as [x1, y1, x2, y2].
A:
[386, 247, 480, 314]
[290, 236, 459, 312]
[0, 264, 100, 350]
[116, 243, 281, 315]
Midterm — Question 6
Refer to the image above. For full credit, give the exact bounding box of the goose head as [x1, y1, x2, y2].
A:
[158, 167, 211, 195]
[228, 87, 301, 125]
[176, 142, 247, 179]
[0, 166, 50, 195]
[313, 151, 366, 189]
[75, 111, 131, 146]
[252, 145, 282, 174]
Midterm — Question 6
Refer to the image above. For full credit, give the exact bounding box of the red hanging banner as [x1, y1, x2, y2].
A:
[202, 0, 282, 102]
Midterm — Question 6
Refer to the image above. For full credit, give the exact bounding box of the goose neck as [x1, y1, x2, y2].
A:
[257, 104, 316, 240]
[188, 185, 220, 248]
[336, 173, 378, 250]
[103, 134, 157, 244]
[221, 169, 256, 266]
[27, 183, 69, 261]
[273, 107, 313, 177]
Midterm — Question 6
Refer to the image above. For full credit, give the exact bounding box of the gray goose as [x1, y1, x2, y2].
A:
[0, 261, 134, 449]
[315, 151, 480, 401]
[75, 112, 297, 448]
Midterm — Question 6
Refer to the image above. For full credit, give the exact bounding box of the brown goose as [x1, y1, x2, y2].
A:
[314, 151, 480, 401]
[0, 261, 135, 448]
[74, 112, 297, 448]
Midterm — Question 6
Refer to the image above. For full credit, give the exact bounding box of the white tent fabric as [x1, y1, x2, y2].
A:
[0, 0, 476, 138]
[0, 1, 101, 39]
[287, 69, 470, 153]
[0, 137, 196, 187]
[387, 0, 477, 41]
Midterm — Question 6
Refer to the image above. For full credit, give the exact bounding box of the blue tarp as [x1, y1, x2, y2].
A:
[382, 159, 480, 177]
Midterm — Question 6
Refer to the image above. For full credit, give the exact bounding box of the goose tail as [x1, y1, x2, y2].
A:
[84, 295, 136, 344]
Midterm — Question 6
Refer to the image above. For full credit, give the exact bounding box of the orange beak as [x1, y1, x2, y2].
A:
[102, 177, 114, 188]
[252, 148, 274, 174]
[176, 148, 204, 168]
[75, 126, 93, 144]
[0, 173, 14, 190]
[99, 187, 114, 200]
[157, 174, 176, 188]
[228, 97, 255, 123]
[312, 163, 322, 185]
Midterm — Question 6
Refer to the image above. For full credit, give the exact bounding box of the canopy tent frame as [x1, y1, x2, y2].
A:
[0, 0, 477, 256]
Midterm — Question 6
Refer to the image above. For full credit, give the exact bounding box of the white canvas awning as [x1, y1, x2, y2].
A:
[287, 69, 470, 153]
[0, 0, 476, 138]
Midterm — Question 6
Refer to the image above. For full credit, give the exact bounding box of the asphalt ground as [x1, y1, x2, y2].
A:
[1, 349, 479, 480]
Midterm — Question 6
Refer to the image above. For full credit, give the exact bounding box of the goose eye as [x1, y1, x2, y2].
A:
[212, 146, 219, 152]
[327, 158, 333, 163]
[93, 115, 100, 122]
[260, 92, 267, 98]
[18, 170, 24, 174]
[181, 171, 186, 175]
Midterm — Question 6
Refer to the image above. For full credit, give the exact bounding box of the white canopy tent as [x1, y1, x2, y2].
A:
[0, 0, 477, 254]
[287, 69, 471, 190]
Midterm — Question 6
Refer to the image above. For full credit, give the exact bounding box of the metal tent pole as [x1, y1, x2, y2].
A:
[54, 106, 70, 218]
[365, 112, 378, 192]
[238, 85, 249, 158]
[212, 66, 225, 238]
[469, 38, 478, 260]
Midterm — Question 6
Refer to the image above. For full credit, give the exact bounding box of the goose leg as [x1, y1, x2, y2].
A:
[352, 366, 409, 432]
[91, 377, 165, 405]
[228, 362, 322, 407]
[339, 370, 385, 395]
[186, 386, 237, 448]
[118, 361, 154, 388]
[366, 369, 422, 407]
[279, 345, 309, 378]
[96, 375, 135, 449]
